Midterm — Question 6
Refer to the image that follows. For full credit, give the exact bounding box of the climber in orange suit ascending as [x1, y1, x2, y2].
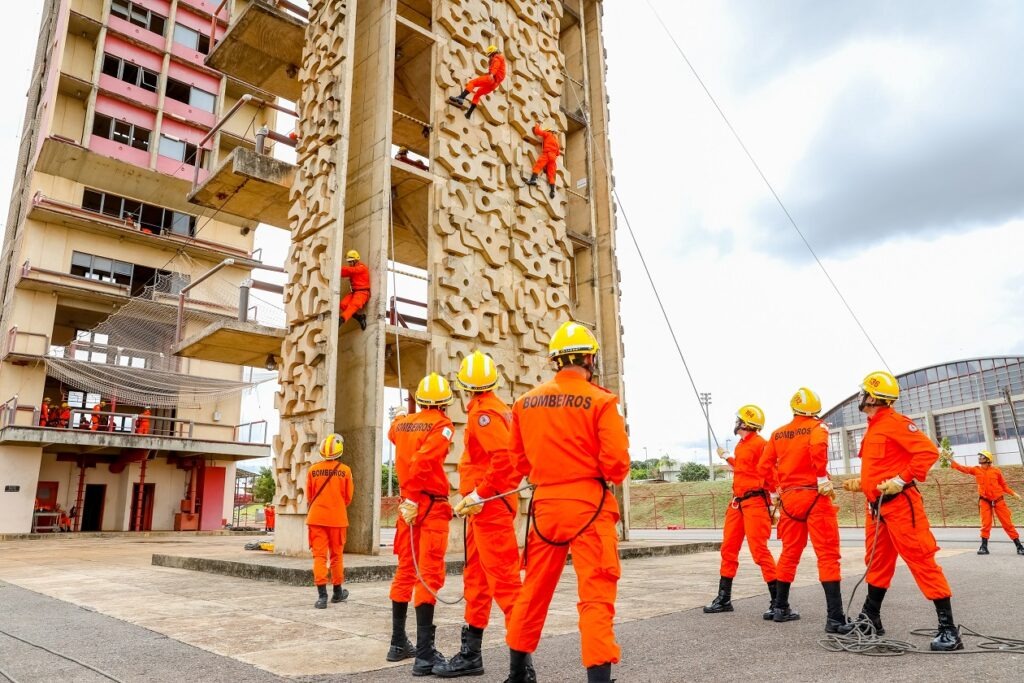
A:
[525, 125, 560, 199]
[448, 45, 506, 120]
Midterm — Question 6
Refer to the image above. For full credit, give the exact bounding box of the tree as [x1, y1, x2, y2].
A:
[252, 466, 275, 504]
[630, 465, 651, 481]
[938, 437, 954, 468]
[678, 462, 710, 482]
[381, 465, 400, 497]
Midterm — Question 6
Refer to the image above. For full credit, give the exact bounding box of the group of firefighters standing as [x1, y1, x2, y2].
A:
[39, 396, 151, 434]
[305, 320, 627, 683]
[704, 372, 1023, 655]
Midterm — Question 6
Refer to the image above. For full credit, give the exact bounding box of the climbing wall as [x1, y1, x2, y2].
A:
[272, 0, 356, 554]
[429, 0, 574, 528]
[432, 0, 572, 408]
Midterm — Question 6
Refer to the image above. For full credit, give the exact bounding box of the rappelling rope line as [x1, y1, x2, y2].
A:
[563, 77, 723, 450]
[641, 0, 891, 373]
[0, 629, 125, 682]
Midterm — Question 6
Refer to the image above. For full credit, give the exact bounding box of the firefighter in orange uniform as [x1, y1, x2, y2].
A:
[432, 351, 523, 678]
[388, 373, 456, 675]
[703, 404, 778, 617]
[839, 371, 962, 650]
[90, 400, 108, 431]
[949, 450, 1023, 555]
[448, 45, 506, 120]
[306, 433, 354, 609]
[504, 321, 629, 683]
[758, 388, 848, 631]
[39, 397, 51, 427]
[525, 125, 561, 199]
[135, 407, 152, 435]
[340, 250, 370, 330]
[59, 402, 71, 428]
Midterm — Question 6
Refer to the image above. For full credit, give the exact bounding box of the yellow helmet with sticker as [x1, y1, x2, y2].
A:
[319, 433, 344, 459]
[735, 404, 765, 430]
[860, 370, 900, 402]
[978, 450, 995, 464]
[548, 320, 599, 361]
[457, 350, 499, 392]
[346, 249, 360, 261]
[790, 387, 822, 416]
[415, 372, 453, 406]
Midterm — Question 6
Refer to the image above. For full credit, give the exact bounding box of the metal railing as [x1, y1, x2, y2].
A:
[630, 478, 1024, 530]
[235, 420, 269, 443]
[387, 296, 428, 328]
[4, 327, 51, 358]
[191, 94, 299, 191]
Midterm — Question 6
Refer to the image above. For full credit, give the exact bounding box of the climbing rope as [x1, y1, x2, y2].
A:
[641, 0, 891, 373]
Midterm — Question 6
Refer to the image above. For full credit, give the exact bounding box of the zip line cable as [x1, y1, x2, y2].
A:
[642, 0, 892, 373]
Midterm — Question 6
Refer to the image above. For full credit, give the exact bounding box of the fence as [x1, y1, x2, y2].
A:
[630, 478, 1024, 530]
[381, 496, 400, 527]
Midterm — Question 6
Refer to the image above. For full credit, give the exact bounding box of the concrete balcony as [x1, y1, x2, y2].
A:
[173, 318, 285, 367]
[0, 425, 268, 461]
[27, 194, 264, 269]
[205, 0, 308, 102]
[187, 146, 296, 229]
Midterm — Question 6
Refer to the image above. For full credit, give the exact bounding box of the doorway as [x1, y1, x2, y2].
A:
[129, 482, 155, 531]
[81, 484, 106, 531]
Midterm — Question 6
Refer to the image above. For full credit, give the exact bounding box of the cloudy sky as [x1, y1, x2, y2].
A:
[1, 2, 1022, 468]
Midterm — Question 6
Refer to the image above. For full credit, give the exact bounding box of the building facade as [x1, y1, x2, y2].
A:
[823, 356, 1024, 474]
[0, 0, 276, 534]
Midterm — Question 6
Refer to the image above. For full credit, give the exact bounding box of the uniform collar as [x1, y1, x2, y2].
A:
[867, 406, 894, 425]
[555, 368, 589, 383]
[739, 431, 756, 444]
[467, 392, 493, 409]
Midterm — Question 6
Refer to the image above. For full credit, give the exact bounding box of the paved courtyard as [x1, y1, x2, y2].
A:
[0, 531, 1021, 681]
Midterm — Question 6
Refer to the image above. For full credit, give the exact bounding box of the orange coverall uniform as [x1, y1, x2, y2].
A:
[758, 416, 841, 583]
[389, 409, 455, 607]
[340, 262, 371, 322]
[951, 461, 1020, 541]
[720, 431, 777, 582]
[531, 125, 561, 185]
[466, 53, 506, 104]
[306, 459, 354, 586]
[136, 410, 151, 435]
[59, 407, 71, 428]
[39, 401, 50, 427]
[505, 369, 630, 669]
[460, 391, 523, 630]
[858, 407, 951, 599]
[90, 404, 108, 431]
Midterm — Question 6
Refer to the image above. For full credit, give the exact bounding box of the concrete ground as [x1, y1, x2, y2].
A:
[0, 530, 1022, 681]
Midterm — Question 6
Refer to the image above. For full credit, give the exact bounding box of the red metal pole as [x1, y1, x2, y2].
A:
[73, 460, 86, 532]
[134, 456, 147, 531]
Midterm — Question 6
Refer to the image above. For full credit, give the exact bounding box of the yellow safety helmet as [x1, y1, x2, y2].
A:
[456, 350, 499, 392]
[319, 433, 344, 459]
[860, 370, 900, 402]
[548, 320, 599, 367]
[790, 387, 822, 416]
[415, 372, 454, 407]
[346, 249, 360, 261]
[978, 450, 995, 464]
[485, 45, 498, 54]
[735, 404, 766, 431]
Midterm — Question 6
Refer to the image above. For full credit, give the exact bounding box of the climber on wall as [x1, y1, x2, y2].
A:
[526, 125, 560, 199]
[340, 250, 370, 331]
[448, 45, 506, 120]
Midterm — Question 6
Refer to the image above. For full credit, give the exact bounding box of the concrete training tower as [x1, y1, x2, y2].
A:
[202, 0, 626, 554]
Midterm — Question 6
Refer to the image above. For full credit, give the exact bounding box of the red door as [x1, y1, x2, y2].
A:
[130, 482, 155, 531]
[197, 466, 225, 531]
[35, 481, 59, 510]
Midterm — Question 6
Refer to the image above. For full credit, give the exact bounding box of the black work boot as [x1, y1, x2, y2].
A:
[314, 584, 328, 609]
[772, 581, 800, 622]
[525, 174, 538, 186]
[838, 584, 886, 636]
[464, 104, 477, 119]
[702, 576, 734, 613]
[387, 601, 416, 662]
[822, 581, 849, 633]
[978, 538, 990, 555]
[413, 604, 447, 676]
[448, 90, 469, 106]
[930, 598, 964, 651]
[548, 183, 555, 199]
[432, 625, 484, 678]
[355, 313, 367, 331]
[763, 580, 778, 620]
[331, 584, 348, 603]
[586, 663, 612, 682]
[1015, 538, 1024, 555]
[503, 649, 537, 683]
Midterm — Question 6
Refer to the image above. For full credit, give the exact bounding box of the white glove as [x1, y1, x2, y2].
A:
[716, 446, 727, 459]
[817, 476, 835, 499]
[399, 498, 419, 525]
[876, 476, 906, 496]
[454, 490, 484, 518]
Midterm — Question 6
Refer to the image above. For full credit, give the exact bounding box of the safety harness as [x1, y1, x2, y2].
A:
[523, 478, 609, 568]
[731, 488, 772, 520]
[777, 485, 823, 523]
[869, 481, 918, 528]
[979, 495, 1003, 509]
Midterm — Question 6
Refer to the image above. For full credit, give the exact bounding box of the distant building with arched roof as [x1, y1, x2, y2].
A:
[822, 356, 1024, 474]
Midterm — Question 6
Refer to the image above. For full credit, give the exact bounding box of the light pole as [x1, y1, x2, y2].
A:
[699, 392, 713, 481]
